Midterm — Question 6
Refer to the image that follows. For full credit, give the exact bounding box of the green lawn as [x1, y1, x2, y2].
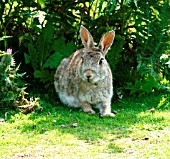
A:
[0, 93, 170, 159]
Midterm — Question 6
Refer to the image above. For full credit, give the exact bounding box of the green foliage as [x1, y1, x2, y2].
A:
[160, 54, 170, 80]
[126, 75, 161, 95]
[0, 0, 169, 96]
[124, 53, 170, 95]
[37, 22, 53, 68]
[0, 50, 27, 109]
[23, 23, 76, 85]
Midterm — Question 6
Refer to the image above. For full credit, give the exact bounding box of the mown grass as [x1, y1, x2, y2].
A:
[0, 93, 170, 159]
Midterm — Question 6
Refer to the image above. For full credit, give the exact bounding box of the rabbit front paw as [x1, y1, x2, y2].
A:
[84, 109, 96, 114]
[80, 102, 96, 114]
[98, 103, 115, 117]
[102, 112, 115, 117]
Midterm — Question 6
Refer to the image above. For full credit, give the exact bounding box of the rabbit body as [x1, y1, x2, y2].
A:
[54, 26, 115, 117]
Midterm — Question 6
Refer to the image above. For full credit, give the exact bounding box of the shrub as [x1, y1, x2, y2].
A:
[0, 0, 169, 97]
[0, 48, 27, 110]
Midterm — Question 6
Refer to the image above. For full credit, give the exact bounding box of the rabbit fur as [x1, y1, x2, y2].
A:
[54, 25, 115, 117]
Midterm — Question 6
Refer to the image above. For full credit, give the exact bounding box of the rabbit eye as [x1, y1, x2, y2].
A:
[99, 58, 104, 65]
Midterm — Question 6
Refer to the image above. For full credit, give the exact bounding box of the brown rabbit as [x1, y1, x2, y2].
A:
[54, 25, 115, 117]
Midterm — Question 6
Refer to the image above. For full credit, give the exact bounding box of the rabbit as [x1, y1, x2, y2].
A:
[54, 25, 115, 117]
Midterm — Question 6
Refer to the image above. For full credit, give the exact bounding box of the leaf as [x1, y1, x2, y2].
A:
[37, 22, 53, 67]
[43, 37, 76, 69]
[141, 75, 160, 93]
[19, 35, 32, 45]
[34, 70, 48, 79]
[3, 91, 16, 101]
[51, 36, 65, 51]
[37, 0, 45, 8]
[51, 36, 76, 54]
[27, 43, 38, 70]
[0, 36, 13, 41]
[15, 63, 21, 72]
[43, 51, 63, 69]
[98, 0, 105, 15]
[34, 69, 53, 83]
[24, 53, 30, 64]
[133, 0, 138, 8]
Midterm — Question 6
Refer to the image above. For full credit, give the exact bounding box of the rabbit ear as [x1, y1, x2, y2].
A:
[80, 25, 94, 49]
[98, 31, 115, 55]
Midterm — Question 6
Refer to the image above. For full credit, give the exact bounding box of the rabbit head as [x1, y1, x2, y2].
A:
[78, 25, 115, 84]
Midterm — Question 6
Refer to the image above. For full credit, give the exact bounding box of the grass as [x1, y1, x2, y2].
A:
[0, 93, 170, 159]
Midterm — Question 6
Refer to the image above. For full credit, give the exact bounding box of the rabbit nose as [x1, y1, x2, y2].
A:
[84, 71, 93, 81]
[86, 75, 92, 80]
